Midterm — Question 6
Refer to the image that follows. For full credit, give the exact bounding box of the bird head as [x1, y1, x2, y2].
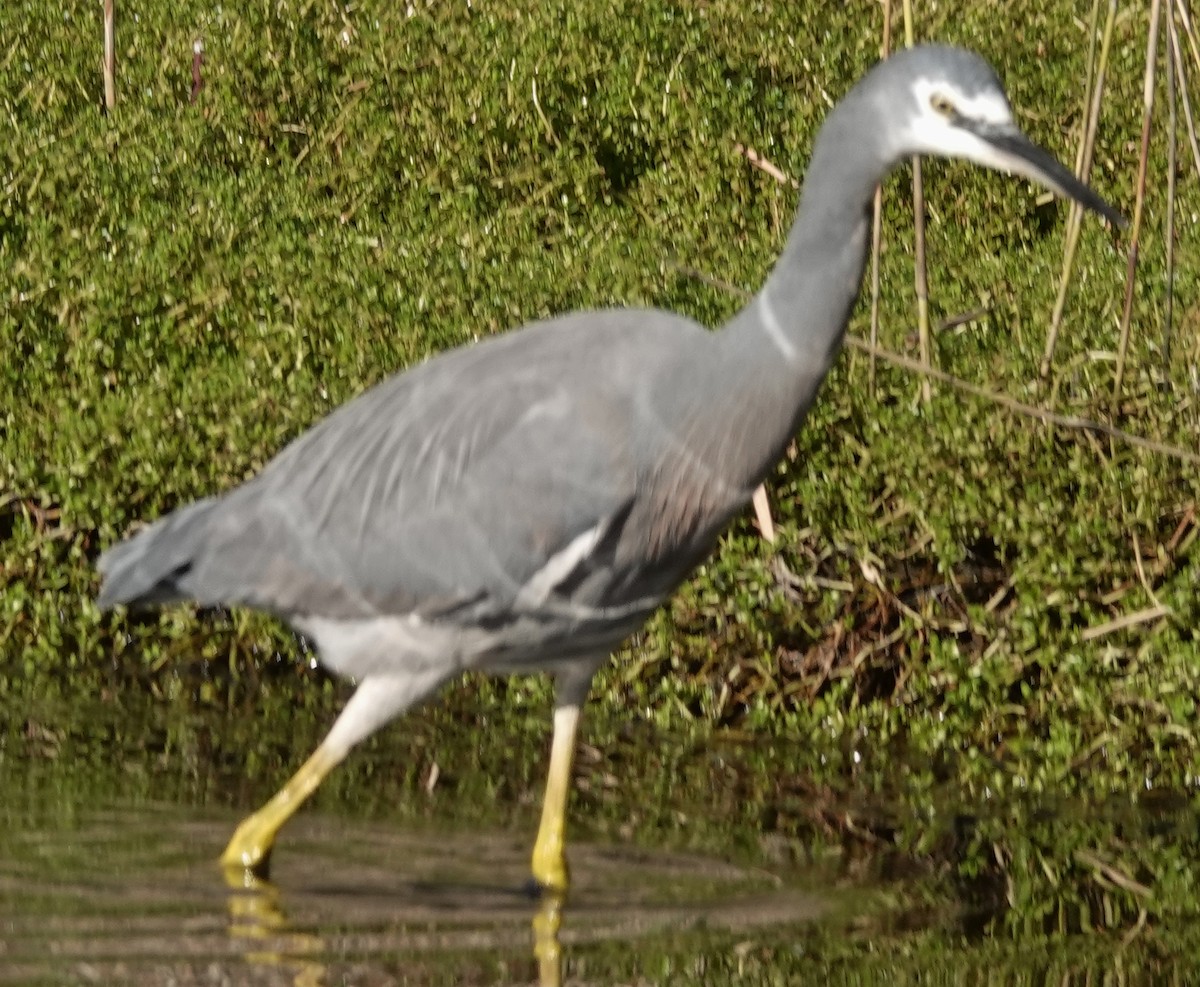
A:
[877, 45, 1125, 227]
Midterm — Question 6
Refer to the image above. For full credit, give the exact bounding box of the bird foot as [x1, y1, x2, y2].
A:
[219, 816, 277, 879]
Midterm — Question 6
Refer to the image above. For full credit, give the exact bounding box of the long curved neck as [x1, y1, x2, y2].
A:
[712, 86, 893, 489]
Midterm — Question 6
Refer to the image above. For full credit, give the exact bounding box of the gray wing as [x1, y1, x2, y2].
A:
[97, 310, 735, 625]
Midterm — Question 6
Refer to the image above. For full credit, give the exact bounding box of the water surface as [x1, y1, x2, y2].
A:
[0, 794, 831, 985]
[3, 690, 1199, 985]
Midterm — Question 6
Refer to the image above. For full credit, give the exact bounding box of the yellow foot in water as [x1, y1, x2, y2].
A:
[220, 812, 279, 877]
[218, 746, 339, 877]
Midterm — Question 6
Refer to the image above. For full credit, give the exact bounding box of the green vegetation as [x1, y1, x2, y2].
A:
[1, 0, 1197, 973]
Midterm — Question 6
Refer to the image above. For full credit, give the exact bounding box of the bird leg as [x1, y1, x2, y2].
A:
[221, 742, 344, 876]
[530, 702, 582, 894]
[221, 670, 445, 877]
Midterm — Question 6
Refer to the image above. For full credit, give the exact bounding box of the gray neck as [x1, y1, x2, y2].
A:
[712, 86, 891, 489]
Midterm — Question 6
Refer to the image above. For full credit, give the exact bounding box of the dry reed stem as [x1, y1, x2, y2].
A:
[1164, 1, 1178, 364]
[1081, 604, 1170, 640]
[1122, 908, 1151, 949]
[868, 195, 883, 393]
[868, 0, 894, 398]
[751, 485, 775, 542]
[901, 0, 932, 405]
[1041, 0, 1116, 379]
[1074, 0, 1104, 179]
[1167, 11, 1200, 181]
[1169, 7, 1200, 378]
[1112, 0, 1161, 407]
[844, 334, 1200, 465]
[530, 75, 559, 147]
[1176, 0, 1200, 72]
[102, 0, 115, 111]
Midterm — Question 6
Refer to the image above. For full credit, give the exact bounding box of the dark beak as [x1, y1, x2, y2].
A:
[965, 120, 1126, 229]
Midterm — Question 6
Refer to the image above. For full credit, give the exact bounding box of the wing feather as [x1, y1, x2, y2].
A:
[99, 309, 736, 630]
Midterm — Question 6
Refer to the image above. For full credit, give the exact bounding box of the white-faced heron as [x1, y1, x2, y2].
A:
[97, 45, 1122, 892]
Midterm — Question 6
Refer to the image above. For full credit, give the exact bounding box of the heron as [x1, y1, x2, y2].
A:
[97, 45, 1121, 894]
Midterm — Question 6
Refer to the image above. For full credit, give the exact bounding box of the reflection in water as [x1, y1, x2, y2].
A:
[532, 890, 565, 987]
[3, 786, 1193, 984]
[226, 865, 570, 987]
[0, 804, 813, 985]
[226, 869, 328, 987]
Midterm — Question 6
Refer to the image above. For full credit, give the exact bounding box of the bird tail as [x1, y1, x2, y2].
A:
[96, 496, 222, 609]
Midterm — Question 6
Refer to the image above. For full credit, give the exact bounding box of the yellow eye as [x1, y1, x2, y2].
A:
[930, 92, 956, 117]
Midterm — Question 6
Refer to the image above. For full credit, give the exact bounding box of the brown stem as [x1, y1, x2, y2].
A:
[868, 0, 893, 398]
[1163, 4, 1178, 364]
[1112, 0, 1162, 408]
[191, 38, 205, 104]
[1041, 0, 1116, 379]
[901, 0, 931, 404]
[103, 0, 115, 111]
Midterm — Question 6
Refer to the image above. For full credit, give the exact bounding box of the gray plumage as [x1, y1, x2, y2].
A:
[99, 310, 775, 678]
[96, 45, 1121, 882]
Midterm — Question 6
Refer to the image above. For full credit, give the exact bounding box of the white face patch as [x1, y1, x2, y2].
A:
[893, 76, 1019, 171]
[912, 77, 1012, 126]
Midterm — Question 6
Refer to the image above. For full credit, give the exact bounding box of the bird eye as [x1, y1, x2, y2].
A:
[929, 92, 956, 117]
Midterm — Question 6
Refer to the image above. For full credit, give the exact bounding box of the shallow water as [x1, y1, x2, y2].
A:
[4, 690, 1200, 985]
[0, 794, 827, 985]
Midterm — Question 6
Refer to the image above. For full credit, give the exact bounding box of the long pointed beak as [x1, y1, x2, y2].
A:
[966, 121, 1126, 229]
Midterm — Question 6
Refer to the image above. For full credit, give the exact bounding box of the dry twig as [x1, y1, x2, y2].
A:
[733, 143, 799, 189]
[1081, 605, 1170, 641]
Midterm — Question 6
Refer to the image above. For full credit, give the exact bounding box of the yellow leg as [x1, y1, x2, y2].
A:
[221, 743, 341, 875]
[220, 671, 448, 877]
[530, 703, 581, 894]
